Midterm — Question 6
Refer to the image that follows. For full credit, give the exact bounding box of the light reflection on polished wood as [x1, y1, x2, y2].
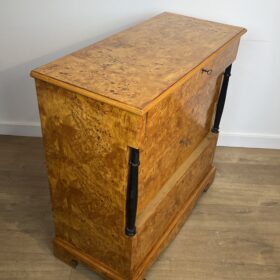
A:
[35, 80, 144, 279]
[137, 38, 239, 214]
[35, 76, 220, 279]
[30, 12, 247, 280]
[1, 136, 279, 280]
[31, 12, 246, 114]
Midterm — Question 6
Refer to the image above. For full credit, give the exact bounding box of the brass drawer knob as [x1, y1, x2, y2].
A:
[202, 68, 213, 75]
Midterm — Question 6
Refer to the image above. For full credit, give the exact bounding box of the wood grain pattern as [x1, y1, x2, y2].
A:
[30, 12, 247, 280]
[35, 78, 219, 279]
[132, 134, 218, 279]
[31, 12, 246, 113]
[35, 79, 145, 278]
[137, 38, 239, 213]
[2, 136, 279, 280]
[50, 134, 218, 280]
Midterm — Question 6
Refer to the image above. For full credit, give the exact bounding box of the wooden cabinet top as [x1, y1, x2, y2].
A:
[31, 12, 246, 115]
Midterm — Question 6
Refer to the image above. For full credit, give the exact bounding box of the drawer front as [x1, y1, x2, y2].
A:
[134, 133, 217, 270]
[196, 36, 240, 87]
[138, 37, 240, 214]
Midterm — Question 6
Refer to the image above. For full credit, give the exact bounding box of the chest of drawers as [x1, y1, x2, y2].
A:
[31, 12, 246, 280]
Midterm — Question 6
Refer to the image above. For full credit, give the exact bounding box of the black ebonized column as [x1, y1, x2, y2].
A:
[125, 148, 140, 236]
[212, 64, 232, 134]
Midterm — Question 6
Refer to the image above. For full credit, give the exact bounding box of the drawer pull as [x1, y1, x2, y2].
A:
[179, 138, 191, 146]
[202, 68, 213, 75]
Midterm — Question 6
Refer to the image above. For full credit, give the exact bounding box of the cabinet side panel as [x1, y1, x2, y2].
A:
[35, 80, 144, 276]
[138, 38, 240, 214]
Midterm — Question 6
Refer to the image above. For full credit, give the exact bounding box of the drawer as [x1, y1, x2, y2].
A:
[198, 36, 240, 81]
[135, 133, 217, 271]
[137, 37, 240, 214]
[179, 36, 241, 100]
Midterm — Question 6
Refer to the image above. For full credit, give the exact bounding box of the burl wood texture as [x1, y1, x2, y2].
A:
[32, 12, 246, 280]
[52, 135, 218, 280]
[35, 76, 222, 280]
[35, 79, 145, 278]
[2, 136, 280, 280]
[137, 37, 240, 214]
[31, 12, 246, 112]
[133, 134, 218, 278]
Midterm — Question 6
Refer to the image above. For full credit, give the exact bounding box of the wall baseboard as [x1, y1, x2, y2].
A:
[218, 131, 280, 149]
[0, 121, 42, 137]
[0, 121, 279, 149]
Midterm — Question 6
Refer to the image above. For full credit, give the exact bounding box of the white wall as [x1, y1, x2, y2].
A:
[0, 0, 279, 148]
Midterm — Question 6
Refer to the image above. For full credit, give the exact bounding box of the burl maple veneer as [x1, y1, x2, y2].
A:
[31, 12, 246, 280]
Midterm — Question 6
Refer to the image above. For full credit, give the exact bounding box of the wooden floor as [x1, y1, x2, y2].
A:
[0, 135, 279, 280]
